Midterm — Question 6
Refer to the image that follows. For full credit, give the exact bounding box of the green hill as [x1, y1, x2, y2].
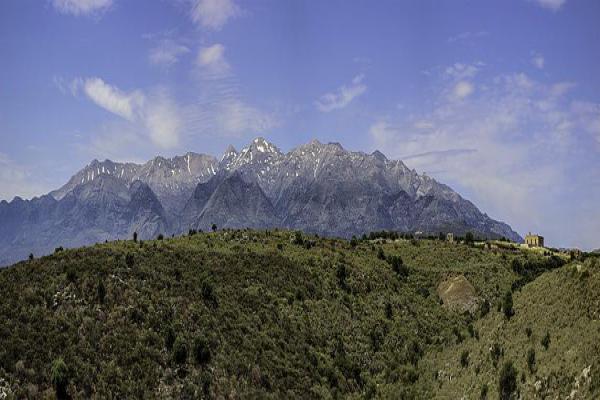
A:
[0, 230, 597, 399]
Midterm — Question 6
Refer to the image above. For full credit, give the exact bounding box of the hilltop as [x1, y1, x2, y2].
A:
[0, 230, 597, 399]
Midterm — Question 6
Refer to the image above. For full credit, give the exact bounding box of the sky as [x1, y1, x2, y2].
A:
[0, 0, 599, 250]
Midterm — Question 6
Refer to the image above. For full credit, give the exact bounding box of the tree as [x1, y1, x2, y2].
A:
[173, 336, 188, 364]
[28, 253, 34, 261]
[51, 357, 69, 399]
[465, 232, 475, 245]
[498, 361, 517, 400]
[97, 280, 106, 304]
[157, 233, 164, 240]
[193, 337, 212, 365]
[350, 235, 358, 248]
[211, 223, 217, 232]
[541, 331, 550, 350]
[526, 348, 536, 373]
[388, 255, 408, 278]
[503, 291, 514, 319]
[133, 231, 138, 242]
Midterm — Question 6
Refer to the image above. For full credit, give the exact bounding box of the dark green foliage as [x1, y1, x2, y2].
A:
[498, 361, 517, 400]
[541, 331, 550, 350]
[387, 255, 408, 278]
[460, 350, 469, 368]
[491, 342, 503, 367]
[157, 233, 164, 240]
[336, 263, 348, 290]
[66, 266, 77, 283]
[133, 231, 138, 242]
[211, 223, 217, 232]
[465, 232, 474, 246]
[480, 299, 490, 317]
[385, 302, 393, 319]
[173, 336, 188, 364]
[97, 279, 106, 304]
[480, 383, 488, 399]
[200, 279, 218, 307]
[377, 247, 385, 260]
[165, 325, 176, 351]
[193, 337, 211, 365]
[503, 291, 513, 319]
[293, 231, 304, 245]
[125, 253, 135, 267]
[51, 357, 68, 399]
[28, 253, 34, 261]
[525, 327, 532, 338]
[526, 348, 536, 373]
[276, 243, 283, 251]
[54, 246, 64, 253]
[350, 235, 358, 248]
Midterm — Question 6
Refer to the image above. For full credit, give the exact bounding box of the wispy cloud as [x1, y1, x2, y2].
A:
[447, 31, 488, 43]
[196, 43, 231, 79]
[369, 67, 600, 248]
[190, 0, 241, 30]
[315, 74, 367, 112]
[51, 0, 113, 16]
[0, 153, 52, 200]
[69, 78, 181, 149]
[531, 52, 545, 69]
[530, 0, 567, 11]
[149, 39, 190, 68]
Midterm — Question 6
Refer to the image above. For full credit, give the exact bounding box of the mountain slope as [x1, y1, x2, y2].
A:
[0, 231, 594, 399]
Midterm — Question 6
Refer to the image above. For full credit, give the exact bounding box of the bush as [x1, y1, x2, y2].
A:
[211, 224, 217, 232]
[502, 291, 513, 319]
[193, 337, 211, 365]
[336, 263, 348, 290]
[133, 231, 138, 242]
[525, 327, 532, 338]
[173, 336, 188, 364]
[498, 361, 517, 400]
[293, 231, 304, 245]
[276, 243, 283, 251]
[480, 299, 490, 317]
[480, 383, 488, 399]
[50, 358, 68, 399]
[526, 348, 536, 373]
[491, 342, 503, 367]
[350, 236, 358, 248]
[465, 232, 474, 246]
[97, 280, 106, 304]
[377, 247, 385, 260]
[387, 255, 408, 278]
[201, 279, 218, 307]
[157, 234, 164, 240]
[460, 350, 469, 368]
[125, 253, 135, 268]
[28, 253, 34, 261]
[541, 331, 550, 350]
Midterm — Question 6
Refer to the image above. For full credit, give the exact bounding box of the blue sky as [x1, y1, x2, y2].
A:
[0, 0, 599, 249]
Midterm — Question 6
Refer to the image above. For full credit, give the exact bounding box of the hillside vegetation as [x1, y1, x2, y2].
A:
[0, 230, 597, 399]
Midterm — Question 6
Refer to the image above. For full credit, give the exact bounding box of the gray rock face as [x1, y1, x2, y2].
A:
[0, 137, 521, 266]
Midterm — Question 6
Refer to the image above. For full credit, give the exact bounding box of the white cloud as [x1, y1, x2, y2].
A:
[531, 0, 567, 11]
[144, 91, 182, 149]
[531, 52, 545, 69]
[52, 0, 113, 16]
[190, 0, 240, 30]
[369, 68, 600, 249]
[447, 31, 488, 43]
[452, 80, 474, 99]
[196, 44, 231, 78]
[81, 77, 144, 121]
[445, 63, 482, 80]
[215, 100, 278, 135]
[70, 78, 181, 149]
[315, 74, 367, 112]
[149, 39, 190, 68]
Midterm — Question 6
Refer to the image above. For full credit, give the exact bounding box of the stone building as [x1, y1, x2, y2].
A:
[524, 232, 544, 248]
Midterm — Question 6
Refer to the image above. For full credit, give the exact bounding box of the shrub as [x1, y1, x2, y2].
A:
[480, 299, 490, 317]
[293, 231, 304, 245]
[541, 331, 550, 350]
[525, 327, 532, 338]
[502, 291, 513, 319]
[276, 243, 284, 251]
[193, 337, 211, 365]
[350, 236, 358, 248]
[173, 336, 188, 364]
[498, 361, 517, 400]
[50, 358, 68, 399]
[336, 263, 348, 290]
[157, 234, 164, 240]
[54, 246, 64, 253]
[125, 253, 135, 268]
[211, 224, 217, 232]
[480, 383, 488, 399]
[460, 350, 469, 368]
[491, 342, 503, 367]
[465, 232, 474, 246]
[133, 231, 138, 242]
[385, 303, 393, 319]
[387, 255, 408, 278]
[201, 279, 218, 307]
[66, 266, 77, 283]
[28, 253, 34, 261]
[165, 325, 176, 351]
[97, 280, 106, 304]
[377, 247, 385, 260]
[526, 348, 536, 373]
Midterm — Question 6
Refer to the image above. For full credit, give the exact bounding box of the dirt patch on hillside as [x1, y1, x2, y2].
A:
[437, 275, 480, 314]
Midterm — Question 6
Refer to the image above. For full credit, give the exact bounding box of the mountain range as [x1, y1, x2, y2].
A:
[0, 137, 521, 266]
